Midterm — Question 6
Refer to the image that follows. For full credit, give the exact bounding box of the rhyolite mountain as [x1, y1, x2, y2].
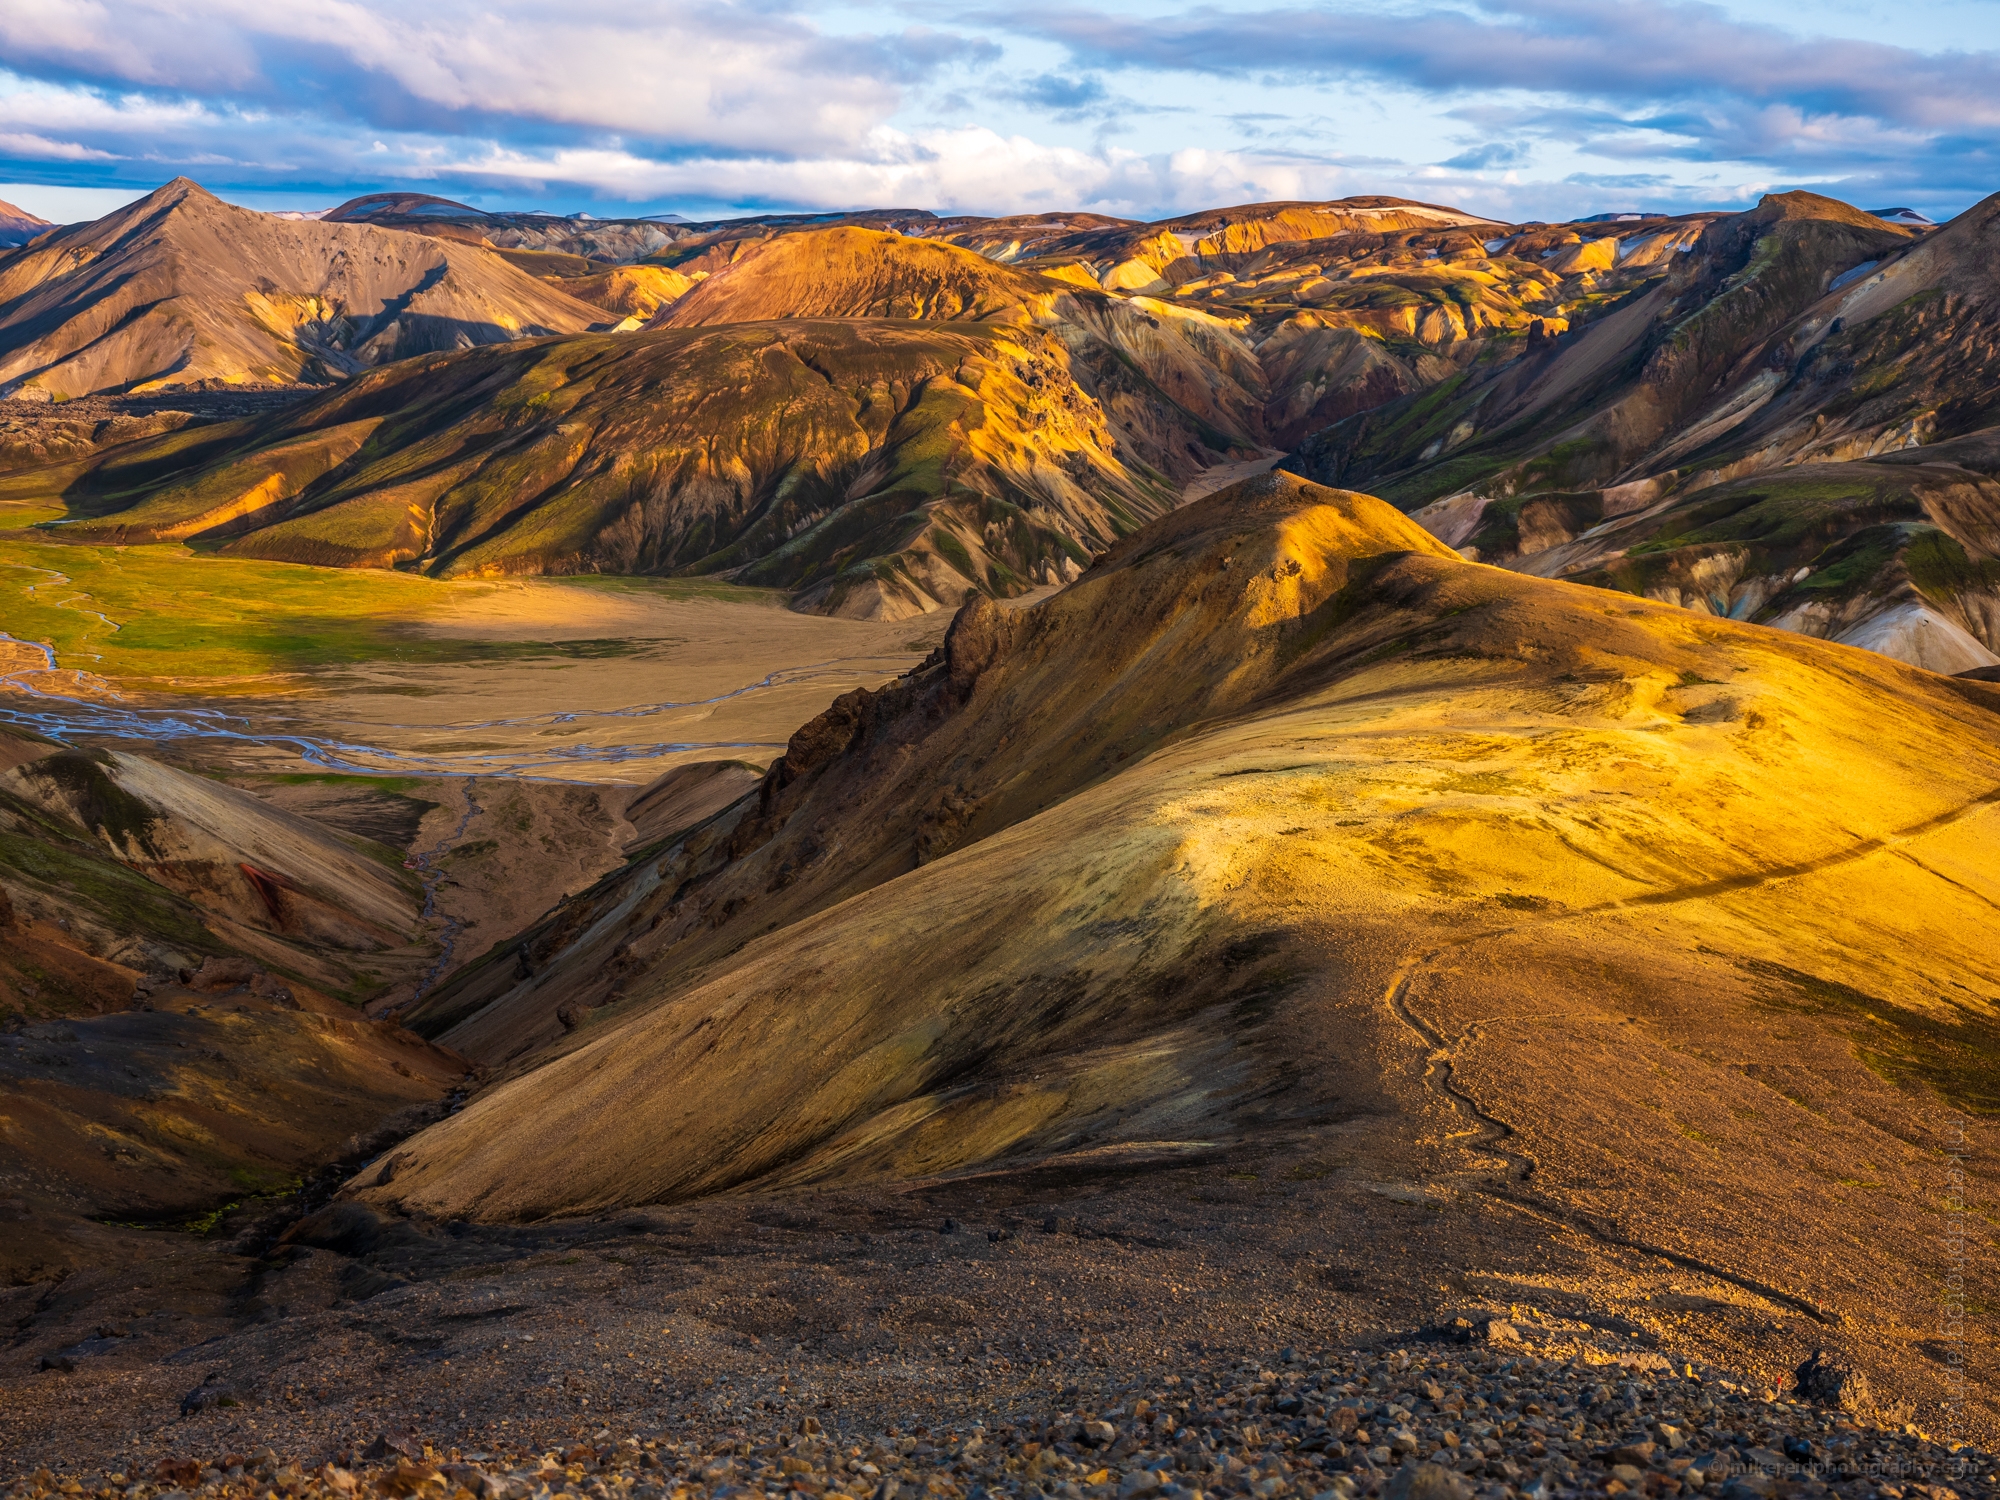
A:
[0, 198, 1744, 619]
[20, 316, 1176, 619]
[7, 180, 1999, 661]
[376, 473, 1997, 1421]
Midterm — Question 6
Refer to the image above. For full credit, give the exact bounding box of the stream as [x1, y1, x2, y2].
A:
[0, 636, 901, 779]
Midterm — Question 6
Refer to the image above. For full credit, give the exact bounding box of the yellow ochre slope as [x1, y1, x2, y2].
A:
[367, 479, 1994, 1393]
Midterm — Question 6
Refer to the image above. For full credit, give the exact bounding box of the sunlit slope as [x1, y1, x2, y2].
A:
[659, 227, 1062, 326]
[27, 322, 1173, 618]
[946, 196, 1498, 294]
[375, 475, 1999, 1234]
[0, 196, 51, 247]
[558, 266, 699, 321]
[657, 225, 1272, 473]
[403, 475, 1462, 1058]
[0, 179, 602, 399]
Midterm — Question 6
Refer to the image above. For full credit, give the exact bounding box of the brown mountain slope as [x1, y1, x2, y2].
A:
[956, 203, 1765, 450]
[371, 472, 1998, 1425]
[0, 196, 51, 248]
[660, 225, 1272, 471]
[0, 731, 430, 999]
[0, 179, 603, 400]
[312, 190, 1615, 457]
[1434, 452, 2000, 673]
[0, 722, 468, 1275]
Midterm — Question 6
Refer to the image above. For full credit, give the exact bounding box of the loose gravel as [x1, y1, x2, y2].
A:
[7, 1341, 1990, 1500]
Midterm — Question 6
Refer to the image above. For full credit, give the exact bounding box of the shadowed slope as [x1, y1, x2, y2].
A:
[0, 723, 464, 1275]
[1447, 456, 2000, 672]
[1287, 192, 1919, 507]
[0, 179, 601, 400]
[0, 731, 428, 996]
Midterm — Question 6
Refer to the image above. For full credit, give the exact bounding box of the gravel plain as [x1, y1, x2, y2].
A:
[4, 1336, 1990, 1500]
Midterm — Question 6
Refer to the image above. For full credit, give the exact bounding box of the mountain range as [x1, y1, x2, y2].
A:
[7, 179, 1993, 658]
[0, 180, 602, 400]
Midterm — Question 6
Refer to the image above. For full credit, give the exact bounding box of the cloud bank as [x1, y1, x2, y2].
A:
[0, 0, 1992, 221]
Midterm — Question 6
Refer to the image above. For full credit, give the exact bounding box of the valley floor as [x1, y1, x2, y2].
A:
[0, 566, 940, 785]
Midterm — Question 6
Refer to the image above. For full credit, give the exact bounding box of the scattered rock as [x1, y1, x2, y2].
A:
[179, 1378, 241, 1414]
[1793, 1347, 1873, 1414]
[183, 955, 257, 993]
[361, 1434, 425, 1462]
[37, 1354, 75, 1373]
[5, 1325, 1990, 1500]
[1431, 1315, 1520, 1346]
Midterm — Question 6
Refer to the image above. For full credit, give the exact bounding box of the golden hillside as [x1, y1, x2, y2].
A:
[660, 227, 1061, 326]
[377, 475, 1996, 1418]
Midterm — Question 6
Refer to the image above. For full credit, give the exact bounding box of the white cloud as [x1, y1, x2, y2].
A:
[0, 131, 118, 162]
[0, 0, 971, 156]
[423, 126, 1663, 221]
[0, 0, 1992, 220]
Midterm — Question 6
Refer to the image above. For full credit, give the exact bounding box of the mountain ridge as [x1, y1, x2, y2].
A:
[354, 472, 1997, 1423]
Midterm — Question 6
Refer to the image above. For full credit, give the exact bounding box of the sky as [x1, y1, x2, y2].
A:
[1, 0, 1997, 227]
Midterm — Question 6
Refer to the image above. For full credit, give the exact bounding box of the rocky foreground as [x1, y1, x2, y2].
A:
[6, 1339, 1989, 1500]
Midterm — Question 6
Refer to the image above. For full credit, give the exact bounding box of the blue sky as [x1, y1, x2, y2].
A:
[1, 0, 1996, 226]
